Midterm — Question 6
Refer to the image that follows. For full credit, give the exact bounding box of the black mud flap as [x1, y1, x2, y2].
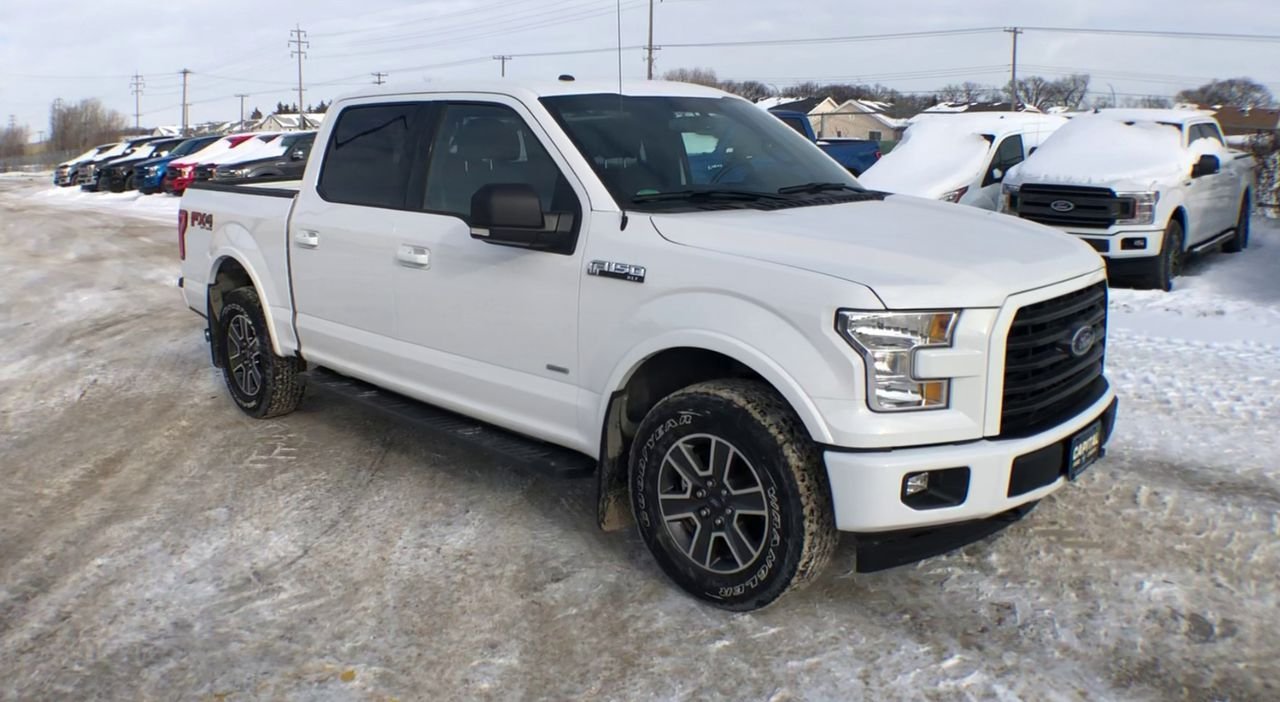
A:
[853, 501, 1039, 573]
[304, 367, 595, 480]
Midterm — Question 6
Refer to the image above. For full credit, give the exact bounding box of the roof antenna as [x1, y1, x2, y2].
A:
[615, 0, 629, 231]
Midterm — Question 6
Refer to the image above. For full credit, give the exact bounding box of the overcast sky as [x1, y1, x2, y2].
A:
[2, 0, 1278, 136]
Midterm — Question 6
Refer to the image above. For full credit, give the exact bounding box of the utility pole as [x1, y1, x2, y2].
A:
[130, 73, 145, 129]
[372, 71, 388, 85]
[493, 55, 512, 77]
[180, 68, 192, 135]
[645, 0, 659, 79]
[235, 94, 249, 126]
[289, 24, 309, 116]
[1004, 27, 1023, 108]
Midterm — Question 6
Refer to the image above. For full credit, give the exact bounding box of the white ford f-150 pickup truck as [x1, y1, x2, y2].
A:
[178, 79, 1117, 610]
[1002, 109, 1255, 291]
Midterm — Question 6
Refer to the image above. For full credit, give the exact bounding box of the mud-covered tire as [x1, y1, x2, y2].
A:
[1222, 195, 1250, 254]
[629, 379, 837, 611]
[1140, 219, 1184, 292]
[217, 287, 305, 419]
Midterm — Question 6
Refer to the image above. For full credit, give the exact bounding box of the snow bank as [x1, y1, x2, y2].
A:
[1008, 116, 1185, 189]
[26, 184, 180, 223]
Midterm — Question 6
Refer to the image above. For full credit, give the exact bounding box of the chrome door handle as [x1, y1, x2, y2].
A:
[294, 230, 320, 248]
[396, 244, 431, 268]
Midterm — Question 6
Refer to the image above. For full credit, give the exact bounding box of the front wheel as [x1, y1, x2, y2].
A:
[217, 287, 305, 419]
[1140, 219, 1184, 292]
[630, 379, 837, 611]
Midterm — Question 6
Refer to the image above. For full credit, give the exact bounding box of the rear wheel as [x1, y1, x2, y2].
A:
[1140, 219, 1184, 292]
[217, 287, 305, 419]
[1223, 195, 1250, 253]
[630, 379, 837, 611]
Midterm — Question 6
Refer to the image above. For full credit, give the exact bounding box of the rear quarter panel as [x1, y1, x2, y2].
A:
[180, 187, 299, 355]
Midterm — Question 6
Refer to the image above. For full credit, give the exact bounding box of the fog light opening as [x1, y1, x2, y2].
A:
[901, 467, 971, 510]
[1121, 237, 1147, 250]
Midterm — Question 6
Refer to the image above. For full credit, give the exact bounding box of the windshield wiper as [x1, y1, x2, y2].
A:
[631, 189, 792, 203]
[776, 182, 865, 195]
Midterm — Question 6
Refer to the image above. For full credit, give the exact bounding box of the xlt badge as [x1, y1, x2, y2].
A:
[588, 260, 646, 283]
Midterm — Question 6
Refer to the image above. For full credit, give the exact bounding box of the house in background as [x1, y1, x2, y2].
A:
[1204, 105, 1280, 137]
[254, 112, 326, 131]
[758, 96, 906, 141]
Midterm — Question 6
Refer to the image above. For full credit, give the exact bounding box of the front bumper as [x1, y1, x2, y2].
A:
[1058, 226, 1165, 260]
[824, 389, 1117, 532]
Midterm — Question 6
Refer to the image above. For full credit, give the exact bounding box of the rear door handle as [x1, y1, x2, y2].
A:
[294, 230, 320, 248]
[396, 244, 431, 268]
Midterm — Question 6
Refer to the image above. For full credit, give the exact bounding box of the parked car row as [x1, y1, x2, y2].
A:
[53, 131, 316, 196]
[859, 108, 1256, 291]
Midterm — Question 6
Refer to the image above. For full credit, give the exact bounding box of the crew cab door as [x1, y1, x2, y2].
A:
[390, 99, 590, 451]
[289, 102, 431, 376]
[1184, 122, 1234, 242]
[975, 134, 1024, 210]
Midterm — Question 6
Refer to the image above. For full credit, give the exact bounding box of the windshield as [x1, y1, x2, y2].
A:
[541, 94, 862, 211]
[168, 137, 215, 158]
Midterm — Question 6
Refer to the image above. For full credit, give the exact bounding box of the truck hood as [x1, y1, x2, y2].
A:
[649, 195, 1103, 309]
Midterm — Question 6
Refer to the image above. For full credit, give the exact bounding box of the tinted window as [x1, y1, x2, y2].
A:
[985, 134, 1024, 185]
[424, 103, 573, 219]
[1190, 123, 1224, 146]
[319, 104, 420, 209]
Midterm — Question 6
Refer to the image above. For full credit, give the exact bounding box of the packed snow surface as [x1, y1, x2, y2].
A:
[1, 174, 1277, 700]
[859, 118, 994, 197]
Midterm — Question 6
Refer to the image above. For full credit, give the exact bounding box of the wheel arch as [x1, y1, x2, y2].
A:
[594, 340, 831, 532]
[207, 251, 287, 359]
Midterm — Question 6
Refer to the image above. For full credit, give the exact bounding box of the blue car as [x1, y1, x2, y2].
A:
[770, 109, 882, 176]
[132, 135, 220, 194]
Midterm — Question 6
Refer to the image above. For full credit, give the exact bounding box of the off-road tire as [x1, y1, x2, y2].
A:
[629, 379, 837, 611]
[217, 287, 305, 419]
[1222, 194, 1250, 253]
[1141, 219, 1184, 292]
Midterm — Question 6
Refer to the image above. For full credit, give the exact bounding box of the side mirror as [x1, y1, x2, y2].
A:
[1191, 154, 1220, 178]
[469, 183, 571, 252]
[991, 167, 1005, 181]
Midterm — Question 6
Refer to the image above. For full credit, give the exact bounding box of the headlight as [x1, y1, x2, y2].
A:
[939, 186, 968, 203]
[1115, 191, 1158, 226]
[836, 310, 958, 412]
[1000, 183, 1020, 214]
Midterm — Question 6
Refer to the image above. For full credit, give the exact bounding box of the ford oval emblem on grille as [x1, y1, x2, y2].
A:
[1069, 325, 1097, 357]
[1050, 199, 1076, 213]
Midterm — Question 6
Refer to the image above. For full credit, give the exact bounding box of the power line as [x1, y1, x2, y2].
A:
[1021, 26, 1280, 42]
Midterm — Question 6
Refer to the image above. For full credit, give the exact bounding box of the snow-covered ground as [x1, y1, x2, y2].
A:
[1, 178, 1277, 700]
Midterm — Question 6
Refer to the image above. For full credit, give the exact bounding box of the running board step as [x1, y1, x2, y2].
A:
[1188, 229, 1235, 254]
[303, 367, 595, 479]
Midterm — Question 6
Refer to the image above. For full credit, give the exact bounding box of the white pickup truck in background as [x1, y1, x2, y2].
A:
[1002, 109, 1256, 291]
[178, 79, 1117, 610]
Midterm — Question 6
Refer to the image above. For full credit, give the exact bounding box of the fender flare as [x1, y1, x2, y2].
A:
[206, 227, 290, 358]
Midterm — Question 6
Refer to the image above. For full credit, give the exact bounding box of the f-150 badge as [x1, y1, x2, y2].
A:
[588, 260, 646, 283]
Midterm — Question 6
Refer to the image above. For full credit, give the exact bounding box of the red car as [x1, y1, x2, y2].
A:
[162, 133, 257, 195]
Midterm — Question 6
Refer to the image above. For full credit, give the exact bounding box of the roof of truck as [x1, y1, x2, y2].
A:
[1086, 108, 1214, 125]
[335, 79, 733, 104]
[906, 111, 1067, 137]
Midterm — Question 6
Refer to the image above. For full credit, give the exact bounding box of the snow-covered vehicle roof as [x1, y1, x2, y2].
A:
[202, 133, 284, 165]
[171, 134, 259, 166]
[336, 78, 731, 104]
[858, 113, 1066, 198]
[1081, 108, 1214, 126]
[1005, 113, 1191, 189]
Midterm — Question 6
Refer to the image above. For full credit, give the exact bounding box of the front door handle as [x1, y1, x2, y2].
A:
[294, 230, 320, 248]
[396, 244, 431, 268]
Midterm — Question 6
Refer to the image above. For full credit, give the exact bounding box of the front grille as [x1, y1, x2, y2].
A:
[1015, 184, 1128, 229]
[1000, 282, 1108, 438]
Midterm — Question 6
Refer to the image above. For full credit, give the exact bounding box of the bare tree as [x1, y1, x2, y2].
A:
[662, 67, 720, 88]
[0, 116, 28, 158]
[1176, 78, 1275, 108]
[937, 82, 994, 104]
[1010, 74, 1091, 110]
[1123, 95, 1173, 109]
[48, 98, 128, 152]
